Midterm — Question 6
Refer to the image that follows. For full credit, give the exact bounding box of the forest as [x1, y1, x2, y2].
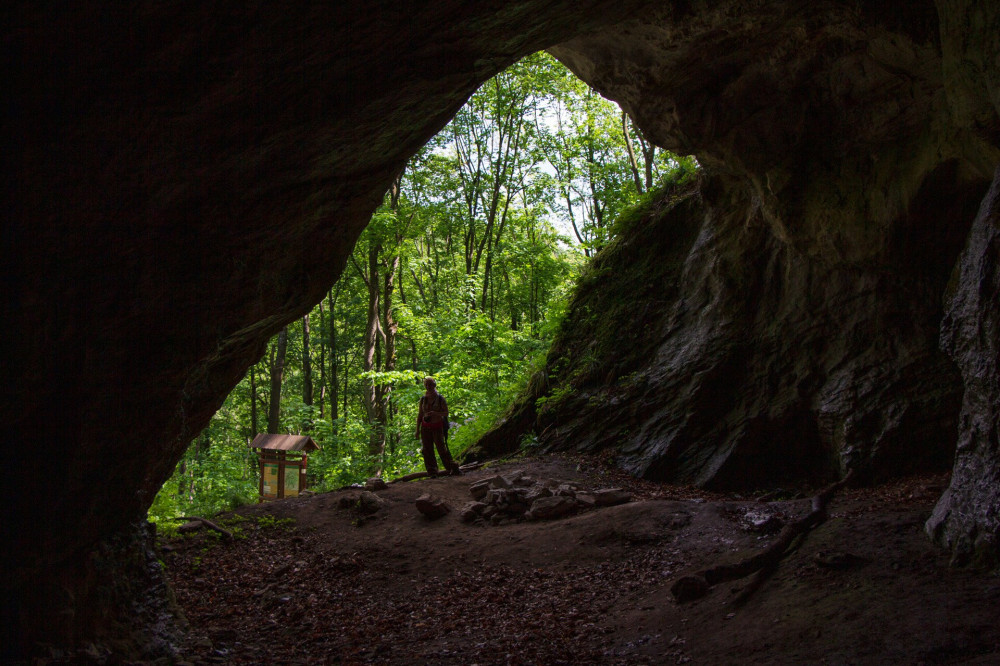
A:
[149, 52, 695, 524]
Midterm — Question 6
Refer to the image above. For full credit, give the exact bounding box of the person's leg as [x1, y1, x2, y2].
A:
[420, 428, 439, 476]
[433, 430, 460, 475]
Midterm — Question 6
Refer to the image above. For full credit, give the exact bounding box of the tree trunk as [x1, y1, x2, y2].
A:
[249, 365, 259, 437]
[621, 110, 645, 195]
[362, 243, 385, 458]
[317, 301, 326, 420]
[267, 326, 288, 434]
[301, 314, 313, 407]
[328, 288, 339, 428]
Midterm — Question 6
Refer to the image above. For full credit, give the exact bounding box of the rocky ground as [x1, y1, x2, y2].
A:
[161, 454, 1000, 665]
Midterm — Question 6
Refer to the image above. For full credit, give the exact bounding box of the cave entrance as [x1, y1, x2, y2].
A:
[147, 51, 696, 527]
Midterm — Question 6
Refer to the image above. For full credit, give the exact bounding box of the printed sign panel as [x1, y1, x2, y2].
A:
[262, 462, 279, 498]
[284, 465, 300, 496]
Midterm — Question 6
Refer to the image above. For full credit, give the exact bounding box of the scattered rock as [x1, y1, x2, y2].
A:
[527, 495, 578, 521]
[488, 475, 513, 490]
[575, 493, 597, 508]
[593, 489, 631, 506]
[460, 501, 487, 523]
[525, 486, 553, 503]
[742, 508, 784, 534]
[365, 477, 388, 491]
[358, 491, 384, 515]
[415, 494, 450, 520]
[554, 484, 577, 498]
[469, 479, 491, 499]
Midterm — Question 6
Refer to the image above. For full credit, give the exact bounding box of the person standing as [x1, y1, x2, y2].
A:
[416, 377, 460, 476]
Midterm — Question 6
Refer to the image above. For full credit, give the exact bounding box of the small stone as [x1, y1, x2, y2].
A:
[554, 484, 577, 498]
[575, 493, 597, 508]
[488, 475, 513, 489]
[415, 493, 450, 520]
[460, 501, 487, 522]
[593, 488, 631, 506]
[365, 477, 388, 491]
[743, 509, 783, 533]
[526, 495, 577, 520]
[469, 480, 491, 499]
[525, 486, 553, 503]
[501, 470, 525, 486]
[358, 491, 384, 514]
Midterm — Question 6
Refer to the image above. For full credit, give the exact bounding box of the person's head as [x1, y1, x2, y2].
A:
[423, 376, 436, 391]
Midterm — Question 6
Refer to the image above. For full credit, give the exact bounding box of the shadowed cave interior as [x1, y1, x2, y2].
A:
[4, 0, 1000, 660]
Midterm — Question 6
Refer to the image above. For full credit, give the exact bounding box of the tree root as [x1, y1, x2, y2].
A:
[389, 462, 484, 484]
[671, 470, 854, 603]
[173, 516, 234, 539]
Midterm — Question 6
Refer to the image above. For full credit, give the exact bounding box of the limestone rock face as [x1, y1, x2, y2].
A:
[476, 175, 968, 487]
[477, 2, 998, 489]
[926, 167, 1000, 567]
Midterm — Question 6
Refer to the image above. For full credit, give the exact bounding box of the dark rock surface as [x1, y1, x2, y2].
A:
[415, 494, 451, 520]
[3, 0, 649, 656]
[926, 167, 1000, 567]
[4, 0, 1000, 657]
[476, 175, 968, 487]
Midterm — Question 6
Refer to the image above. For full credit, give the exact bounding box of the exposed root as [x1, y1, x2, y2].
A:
[671, 471, 855, 603]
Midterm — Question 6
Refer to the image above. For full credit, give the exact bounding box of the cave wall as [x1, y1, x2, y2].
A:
[4, 0, 1000, 657]
[475, 0, 1000, 536]
[3, 0, 655, 656]
[926, 166, 1000, 566]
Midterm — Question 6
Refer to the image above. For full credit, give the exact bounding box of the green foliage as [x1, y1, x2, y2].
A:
[254, 514, 296, 530]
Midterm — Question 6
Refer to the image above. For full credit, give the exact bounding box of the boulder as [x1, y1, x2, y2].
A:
[365, 477, 388, 491]
[488, 475, 513, 490]
[415, 494, 450, 520]
[527, 496, 578, 521]
[358, 491, 384, 515]
[460, 502, 487, 523]
[593, 489, 631, 507]
[524, 486, 553, 504]
[469, 479, 492, 500]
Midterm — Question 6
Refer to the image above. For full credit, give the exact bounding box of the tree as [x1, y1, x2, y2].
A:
[267, 326, 288, 434]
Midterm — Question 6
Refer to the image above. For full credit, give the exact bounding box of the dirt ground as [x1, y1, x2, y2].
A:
[162, 454, 1000, 665]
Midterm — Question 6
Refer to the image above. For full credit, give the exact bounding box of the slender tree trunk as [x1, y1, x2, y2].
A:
[622, 110, 645, 194]
[382, 253, 400, 453]
[317, 301, 326, 420]
[362, 242, 385, 458]
[302, 315, 313, 406]
[250, 365, 259, 436]
[328, 288, 339, 428]
[267, 326, 288, 433]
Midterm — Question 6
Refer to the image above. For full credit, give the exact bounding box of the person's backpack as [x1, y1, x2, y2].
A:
[423, 393, 450, 441]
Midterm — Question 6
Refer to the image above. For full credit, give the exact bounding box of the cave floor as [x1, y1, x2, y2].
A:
[162, 455, 1000, 665]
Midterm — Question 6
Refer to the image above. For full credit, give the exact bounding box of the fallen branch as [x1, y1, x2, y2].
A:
[173, 516, 234, 540]
[389, 462, 484, 484]
[671, 470, 854, 603]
